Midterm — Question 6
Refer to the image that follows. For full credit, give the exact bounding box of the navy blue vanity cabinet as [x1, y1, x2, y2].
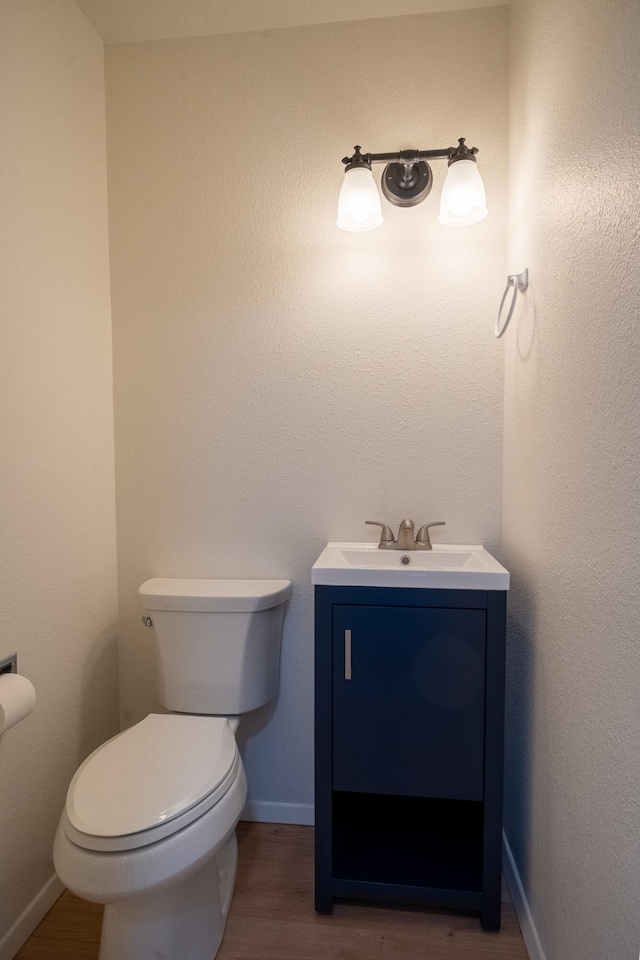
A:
[314, 585, 507, 932]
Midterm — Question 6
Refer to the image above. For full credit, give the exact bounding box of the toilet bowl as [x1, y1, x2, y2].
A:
[54, 578, 291, 960]
[54, 714, 248, 960]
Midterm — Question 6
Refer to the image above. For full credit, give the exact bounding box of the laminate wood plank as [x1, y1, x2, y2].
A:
[21, 895, 102, 943]
[14, 823, 529, 960]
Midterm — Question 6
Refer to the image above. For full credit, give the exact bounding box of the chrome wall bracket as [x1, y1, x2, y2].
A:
[381, 160, 433, 207]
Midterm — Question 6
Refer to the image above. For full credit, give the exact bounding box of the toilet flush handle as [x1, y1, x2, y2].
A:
[141, 616, 153, 628]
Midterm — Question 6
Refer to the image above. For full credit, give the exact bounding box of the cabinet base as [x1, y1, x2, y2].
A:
[315, 793, 501, 929]
[334, 792, 483, 890]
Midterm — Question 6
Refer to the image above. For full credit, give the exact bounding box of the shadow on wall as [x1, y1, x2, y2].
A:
[78, 622, 120, 764]
[504, 577, 536, 891]
[235, 699, 277, 756]
[515, 285, 537, 362]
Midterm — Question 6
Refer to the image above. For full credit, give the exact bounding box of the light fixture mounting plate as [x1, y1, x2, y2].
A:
[381, 161, 433, 207]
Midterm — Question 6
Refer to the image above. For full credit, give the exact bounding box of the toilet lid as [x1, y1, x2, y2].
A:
[66, 714, 237, 838]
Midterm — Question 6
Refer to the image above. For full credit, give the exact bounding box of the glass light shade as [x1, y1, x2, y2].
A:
[336, 166, 383, 232]
[438, 159, 488, 226]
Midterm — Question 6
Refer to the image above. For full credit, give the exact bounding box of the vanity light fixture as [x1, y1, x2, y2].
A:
[336, 138, 487, 231]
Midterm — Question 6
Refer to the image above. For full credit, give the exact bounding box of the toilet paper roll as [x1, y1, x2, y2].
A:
[0, 673, 36, 736]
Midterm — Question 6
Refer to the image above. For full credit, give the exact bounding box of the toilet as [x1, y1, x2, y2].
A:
[53, 577, 291, 960]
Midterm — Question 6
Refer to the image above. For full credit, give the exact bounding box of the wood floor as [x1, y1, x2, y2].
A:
[15, 822, 529, 960]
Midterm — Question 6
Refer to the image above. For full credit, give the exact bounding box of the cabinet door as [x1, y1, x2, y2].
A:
[333, 605, 486, 801]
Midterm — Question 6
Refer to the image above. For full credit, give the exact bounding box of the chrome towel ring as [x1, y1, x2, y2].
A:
[495, 268, 528, 338]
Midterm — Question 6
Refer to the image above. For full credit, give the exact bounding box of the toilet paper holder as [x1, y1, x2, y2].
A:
[0, 654, 36, 736]
[0, 653, 18, 676]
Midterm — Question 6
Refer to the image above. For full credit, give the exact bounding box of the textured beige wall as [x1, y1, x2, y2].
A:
[503, 0, 640, 957]
[107, 7, 509, 815]
[0, 0, 119, 941]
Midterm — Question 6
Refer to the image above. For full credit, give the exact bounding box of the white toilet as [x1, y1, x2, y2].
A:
[53, 577, 291, 960]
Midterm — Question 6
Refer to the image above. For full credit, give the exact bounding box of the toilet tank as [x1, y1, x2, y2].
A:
[139, 579, 291, 715]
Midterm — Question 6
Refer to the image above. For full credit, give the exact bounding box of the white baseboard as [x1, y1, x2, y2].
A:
[503, 831, 548, 960]
[0, 874, 64, 960]
[242, 800, 314, 826]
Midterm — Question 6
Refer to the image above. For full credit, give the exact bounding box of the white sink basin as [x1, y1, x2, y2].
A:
[312, 542, 509, 590]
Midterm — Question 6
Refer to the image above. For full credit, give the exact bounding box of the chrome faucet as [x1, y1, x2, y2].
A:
[366, 519, 446, 550]
[396, 518, 416, 550]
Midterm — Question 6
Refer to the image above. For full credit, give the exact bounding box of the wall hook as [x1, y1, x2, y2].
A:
[495, 268, 528, 338]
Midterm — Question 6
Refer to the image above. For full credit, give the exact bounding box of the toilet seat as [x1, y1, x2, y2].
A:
[64, 714, 239, 853]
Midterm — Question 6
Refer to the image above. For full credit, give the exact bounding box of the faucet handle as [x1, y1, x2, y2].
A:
[415, 522, 446, 550]
[365, 521, 396, 549]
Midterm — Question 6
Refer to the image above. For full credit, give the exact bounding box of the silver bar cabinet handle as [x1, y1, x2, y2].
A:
[345, 629, 352, 680]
